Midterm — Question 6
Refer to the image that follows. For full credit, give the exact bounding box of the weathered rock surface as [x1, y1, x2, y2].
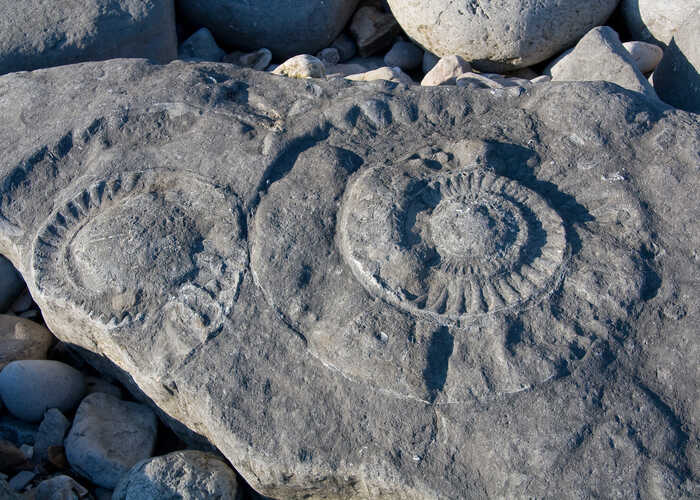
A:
[0, 59, 698, 499]
[33, 409, 70, 464]
[176, 0, 360, 60]
[272, 55, 326, 79]
[34, 475, 88, 500]
[386, 0, 619, 71]
[0, 0, 177, 76]
[0, 315, 53, 369]
[65, 393, 157, 489]
[623, 41, 664, 74]
[653, 8, 700, 114]
[113, 450, 243, 500]
[548, 27, 657, 98]
[620, 0, 696, 46]
[0, 361, 85, 423]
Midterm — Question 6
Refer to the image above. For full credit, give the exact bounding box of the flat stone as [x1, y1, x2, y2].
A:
[623, 41, 664, 73]
[272, 55, 326, 79]
[178, 28, 225, 62]
[387, 0, 619, 72]
[177, 0, 360, 60]
[384, 40, 423, 71]
[349, 6, 401, 57]
[0, 59, 698, 499]
[0, 257, 24, 313]
[0, 315, 53, 370]
[421, 55, 472, 86]
[346, 66, 414, 85]
[34, 475, 88, 500]
[0, 360, 85, 423]
[0, 0, 176, 75]
[113, 450, 243, 500]
[65, 393, 157, 489]
[33, 409, 70, 464]
[620, 0, 697, 46]
[653, 8, 700, 113]
[548, 27, 658, 99]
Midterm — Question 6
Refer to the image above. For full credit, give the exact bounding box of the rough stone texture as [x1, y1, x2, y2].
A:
[0, 361, 85, 423]
[620, 0, 697, 46]
[0, 315, 53, 369]
[345, 66, 414, 85]
[272, 55, 326, 79]
[33, 409, 70, 464]
[34, 475, 88, 500]
[0, 257, 24, 312]
[176, 0, 360, 60]
[623, 41, 664, 73]
[653, 9, 700, 114]
[548, 27, 657, 99]
[113, 450, 243, 500]
[386, 0, 619, 72]
[178, 28, 225, 62]
[65, 393, 157, 489]
[421, 55, 472, 86]
[0, 0, 176, 76]
[0, 59, 698, 499]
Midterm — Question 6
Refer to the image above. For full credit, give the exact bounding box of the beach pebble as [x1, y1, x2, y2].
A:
[421, 55, 472, 86]
[272, 55, 326, 79]
[331, 33, 358, 62]
[384, 40, 423, 71]
[8, 470, 35, 491]
[0, 360, 85, 423]
[0, 315, 54, 370]
[623, 41, 664, 73]
[113, 450, 244, 500]
[65, 393, 157, 489]
[317, 47, 341, 66]
[346, 66, 414, 85]
[33, 409, 70, 464]
[34, 475, 89, 500]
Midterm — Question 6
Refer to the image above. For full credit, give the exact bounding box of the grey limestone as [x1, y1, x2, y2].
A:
[0, 59, 697, 499]
[620, 0, 697, 46]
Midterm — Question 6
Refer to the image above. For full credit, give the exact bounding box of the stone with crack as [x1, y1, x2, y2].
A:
[0, 59, 698, 499]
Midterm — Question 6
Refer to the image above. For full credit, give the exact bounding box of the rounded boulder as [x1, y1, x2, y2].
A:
[385, 0, 619, 72]
[176, 0, 360, 60]
[0, 360, 85, 423]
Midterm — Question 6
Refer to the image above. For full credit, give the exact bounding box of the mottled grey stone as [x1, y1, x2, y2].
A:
[176, 0, 360, 60]
[178, 28, 225, 62]
[548, 27, 657, 99]
[386, 0, 619, 72]
[272, 55, 325, 79]
[623, 41, 664, 73]
[0, 315, 53, 370]
[0, 0, 177, 76]
[65, 393, 157, 489]
[113, 450, 243, 500]
[620, 0, 696, 46]
[33, 409, 70, 464]
[0, 59, 697, 499]
[653, 9, 700, 113]
[0, 361, 85, 423]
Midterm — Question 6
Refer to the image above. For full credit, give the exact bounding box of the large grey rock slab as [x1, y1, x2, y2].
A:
[113, 450, 244, 500]
[0, 59, 698, 499]
[176, 0, 360, 60]
[386, 0, 619, 72]
[620, 0, 697, 46]
[548, 27, 657, 99]
[65, 393, 157, 489]
[0, 0, 177, 76]
[653, 8, 700, 114]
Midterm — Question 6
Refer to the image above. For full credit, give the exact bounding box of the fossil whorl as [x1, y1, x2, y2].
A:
[339, 165, 568, 323]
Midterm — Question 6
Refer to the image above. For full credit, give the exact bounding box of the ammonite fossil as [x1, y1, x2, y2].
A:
[339, 165, 567, 323]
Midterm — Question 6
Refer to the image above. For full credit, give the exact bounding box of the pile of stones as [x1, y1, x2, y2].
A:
[0, 0, 698, 499]
[0, 257, 246, 498]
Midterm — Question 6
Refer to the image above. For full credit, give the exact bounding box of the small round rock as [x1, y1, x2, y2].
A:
[384, 40, 423, 71]
[0, 360, 85, 423]
[0, 315, 54, 370]
[272, 55, 326, 79]
[113, 450, 244, 500]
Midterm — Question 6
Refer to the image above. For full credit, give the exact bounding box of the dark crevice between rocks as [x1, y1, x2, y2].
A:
[423, 326, 454, 403]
